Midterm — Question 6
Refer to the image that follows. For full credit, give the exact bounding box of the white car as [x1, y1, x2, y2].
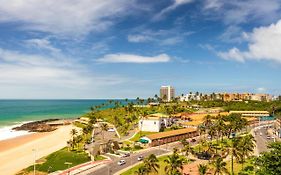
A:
[118, 160, 126, 165]
[137, 156, 143, 161]
[108, 128, 115, 132]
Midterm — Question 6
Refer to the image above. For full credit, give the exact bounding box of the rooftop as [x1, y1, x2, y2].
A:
[147, 128, 197, 140]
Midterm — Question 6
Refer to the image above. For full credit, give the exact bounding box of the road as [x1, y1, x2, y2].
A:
[253, 124, 276, 154]
[79, 148, 169, 175]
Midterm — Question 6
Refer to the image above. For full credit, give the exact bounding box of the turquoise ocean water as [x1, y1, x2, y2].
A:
[0, 99, 125, 140]
[0, 99, 117, 127]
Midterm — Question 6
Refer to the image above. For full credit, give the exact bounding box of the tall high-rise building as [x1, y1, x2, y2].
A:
[160, 86, 175, 102]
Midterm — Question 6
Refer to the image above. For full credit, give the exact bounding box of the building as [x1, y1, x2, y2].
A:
[229, 111, 270, 117]
[222, 93, 272, 102]
[138, 113, 171, 132]
[141, 128, 198, 147]
[160, 86, 175, 102]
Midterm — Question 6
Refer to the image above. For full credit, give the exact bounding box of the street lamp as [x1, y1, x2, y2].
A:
[64, 162, 72, 175]
[32, 148, 36, 175]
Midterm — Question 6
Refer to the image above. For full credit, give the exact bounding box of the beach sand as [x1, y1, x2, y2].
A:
[0, 124, 74, 175]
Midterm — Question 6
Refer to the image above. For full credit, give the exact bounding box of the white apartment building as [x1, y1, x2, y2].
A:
[160, 86, 175, 102]
[138, 113, 171, 132]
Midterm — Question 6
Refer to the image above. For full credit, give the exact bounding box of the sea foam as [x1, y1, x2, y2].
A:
[0, 122, 33, 141]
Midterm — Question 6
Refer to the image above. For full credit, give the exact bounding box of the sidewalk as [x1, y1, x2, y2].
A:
[50, 160, 111, 175]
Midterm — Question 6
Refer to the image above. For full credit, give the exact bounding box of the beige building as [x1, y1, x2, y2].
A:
[160, 86, 175, 102]
[229, 111, 270, 117]
[222, 93, 272, 102]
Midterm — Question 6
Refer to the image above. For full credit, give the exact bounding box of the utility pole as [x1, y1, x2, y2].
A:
[32, 148, 36, 175]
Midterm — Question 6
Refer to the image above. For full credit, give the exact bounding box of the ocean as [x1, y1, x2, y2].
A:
[0, 99, 125, 140]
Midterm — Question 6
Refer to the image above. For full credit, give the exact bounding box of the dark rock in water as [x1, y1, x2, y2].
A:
[12, 119, 59, 132]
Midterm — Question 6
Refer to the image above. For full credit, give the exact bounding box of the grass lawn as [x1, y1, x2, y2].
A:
[121, 155, 189, 175]
[225, 158, 254, 175]
[73, 121, 87, 128]
[94, 155, 106, 161]
[130, 131, 157, 142]
[19, 147, 90, 174]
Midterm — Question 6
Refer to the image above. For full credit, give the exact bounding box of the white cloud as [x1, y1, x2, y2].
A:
[127, 29, 193, 45]
[204, 0, 222, 10]
[218, 19, 281, 63]
[97, 53, 171, 63]
[219, 25, 246, 43]
[203, 0, 281, 24]
[153, 0, 194, 21]
[0, 48, 128, 98]
[25, 38, 60, 53]
[161, 36, 183, 45]
[257, 87, 266, 93]
[0, 0, 135, 36]
[127, 35, 153, 43]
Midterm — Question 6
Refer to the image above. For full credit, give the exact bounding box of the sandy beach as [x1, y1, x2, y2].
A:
[0, 124, 75, 175]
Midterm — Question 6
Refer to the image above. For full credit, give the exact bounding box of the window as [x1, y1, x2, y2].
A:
[154, 121, 156, 125]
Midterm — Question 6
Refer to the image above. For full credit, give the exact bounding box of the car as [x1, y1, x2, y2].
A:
[108, 128, 115, 132]
[137, 156, 143, 161]
[117, 160, 126, 165]
[260, 132, 263, 136]
[272, 136, 275, 139]
[190, 138, 196, 143]
[267, 135, 271, 139]
[122, 153, 130, 157]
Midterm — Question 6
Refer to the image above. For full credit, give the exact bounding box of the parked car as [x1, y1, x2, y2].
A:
[108, 128, 115, 132]
[117, 160, 126, 165]
[267, 135, 271, 139]
[137, 156, 143, 161]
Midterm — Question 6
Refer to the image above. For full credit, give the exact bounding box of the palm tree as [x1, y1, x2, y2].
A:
[198, 164, 208, 175]
[238, 135, 255, 169]
[135, 165, 148, 175]
[182, 142, 193, 157]
[100, 123, 108, 140]
[164, 149, 186, 175]
[210, 155, 229, 175]
[144, 154, 159, 174]
[71, 129, 78, 141]
[226, 137, 243, 175]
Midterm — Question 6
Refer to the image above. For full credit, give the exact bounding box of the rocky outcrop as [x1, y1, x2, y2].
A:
[12, 119, 59, 132]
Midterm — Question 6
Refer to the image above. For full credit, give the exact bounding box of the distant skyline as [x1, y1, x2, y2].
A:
[0, 0, 281, 99]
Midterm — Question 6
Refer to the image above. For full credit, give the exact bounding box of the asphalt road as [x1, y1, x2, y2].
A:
[81, 148, 169, 175]
[253, 125, 275, 154]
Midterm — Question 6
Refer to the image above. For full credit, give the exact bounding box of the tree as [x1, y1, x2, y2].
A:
[135, 165, 148, 175]
[143, 154, 159, 174]
[182, 142, 193, 157]
[238, 135, 255, 169]
[255, 142, 281, 175]
[210, 155, 229, 175]
[164, 149, 186, 175]
[198, 164, 208, 175]
[100, 123, 108, 140]
[71, 129, 78, 141]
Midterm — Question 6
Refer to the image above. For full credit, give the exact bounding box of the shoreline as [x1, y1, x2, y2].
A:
[0, 118, 76, 141]
[0, 124, 75, 175]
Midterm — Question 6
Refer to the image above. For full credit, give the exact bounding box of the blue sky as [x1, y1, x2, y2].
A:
[0, 0, 281, 99]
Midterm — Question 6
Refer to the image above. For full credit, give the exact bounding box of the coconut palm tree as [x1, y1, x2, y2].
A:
[135, 165, 148, 175]
[210, 155, 229, 175]
[182, 142, 193, 157]
[143, 154, 159, 174]
[238, 135, 255, 169]
[71, 128, 78, 141]
[100, 123, 108, 140]
[164, 149, 186, 175]
[198, 164, 208, 175]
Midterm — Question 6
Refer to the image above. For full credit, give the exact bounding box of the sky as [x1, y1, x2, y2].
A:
[0, 0, 281, 99]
